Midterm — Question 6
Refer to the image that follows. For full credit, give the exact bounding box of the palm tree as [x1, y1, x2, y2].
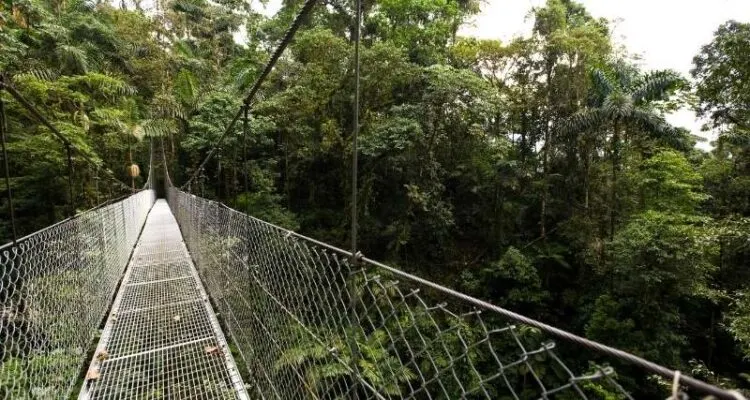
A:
[563, 65, 685, 238]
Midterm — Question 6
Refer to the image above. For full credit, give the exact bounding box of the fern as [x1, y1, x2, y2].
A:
[150, 93, 188, 120]
[174, 68, 199, 107]
[140, 118, 177, 137]
[90, 108, 128, 130]
[65, 73, 137, 98]
[56, 44, 89, 73]
[14, 68, 59, 81]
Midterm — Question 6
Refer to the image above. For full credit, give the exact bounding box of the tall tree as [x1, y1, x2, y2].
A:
[563, 65, 685, 237]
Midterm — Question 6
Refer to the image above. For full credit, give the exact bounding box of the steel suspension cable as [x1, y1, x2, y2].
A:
[358, 255, 746, 400]
[350, 0, 362, 275]
[65, 144, 75, 216]
[0, 94, 17, 242]
[242, 105, 249, 196]
[346, 0, 364, 392]
[181, 0, 320, 190]
[0, 79, 134, 193]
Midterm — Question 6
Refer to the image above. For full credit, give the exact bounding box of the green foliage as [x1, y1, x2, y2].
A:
[635, 149, 708, 213]
[2, 0, 750, 396]
[275, 325, 416, 397]
[0, 350, 82, 399]
[692, 21, 750, 130]
[728, 292, 750, 359]
[462, 246, 547, 308]
[586, 211, 716, 370]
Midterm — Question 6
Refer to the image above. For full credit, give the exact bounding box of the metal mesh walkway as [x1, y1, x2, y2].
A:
[78, 200, 249, 400]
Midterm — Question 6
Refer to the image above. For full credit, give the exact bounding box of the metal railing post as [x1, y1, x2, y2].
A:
[242, 105, 249, 197]
[0, 87, 17, 242]
[65, 143, 75, 216]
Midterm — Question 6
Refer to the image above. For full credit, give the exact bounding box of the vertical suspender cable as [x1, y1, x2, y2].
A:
[0, 80, 132, 193]
[0, 93, 17, 242]
[94, 167, 100, 204]
[347, 0, 364, 393]
[65, 144, 75, 216]
[350, 0, 362, 266]
[242, 105, 249, 196]
[181, 0, 320, 190]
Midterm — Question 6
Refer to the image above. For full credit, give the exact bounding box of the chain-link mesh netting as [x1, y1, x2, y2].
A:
[79, 200, 249, 400]
[168, 188, 636, 400]
[0, 190, 155, 399]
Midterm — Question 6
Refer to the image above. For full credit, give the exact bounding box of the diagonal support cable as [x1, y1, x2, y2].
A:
[181, 0, 320, 190]
[0, 78, 134, 193]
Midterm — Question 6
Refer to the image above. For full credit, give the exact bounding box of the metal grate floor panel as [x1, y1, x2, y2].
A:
[88, 339, 238, 400]
[137, 242, 186, 255]
[106, 301, 216, 358]
[119, 277, 202, 312]
[133, 250, 187, 266]
[80, 200, 248, 400]
[128, 261, 193, 284]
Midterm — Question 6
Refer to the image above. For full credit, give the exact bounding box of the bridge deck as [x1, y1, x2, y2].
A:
[79, 200, 249, 400]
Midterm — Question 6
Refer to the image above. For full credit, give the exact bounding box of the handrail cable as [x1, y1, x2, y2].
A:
[181, 0, 319, 190]
[155, 1, 746, 398]
[206, 199, 746, 400]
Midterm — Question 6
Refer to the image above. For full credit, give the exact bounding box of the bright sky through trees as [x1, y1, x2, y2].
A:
[253, 0, 750, 149]
[460, 0, 750, 149]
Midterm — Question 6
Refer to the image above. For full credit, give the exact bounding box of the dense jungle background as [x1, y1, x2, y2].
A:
[1, 0, 749, 396]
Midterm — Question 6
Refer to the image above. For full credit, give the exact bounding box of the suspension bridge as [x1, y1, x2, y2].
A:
[0, 0, 748, 398]
[0, 153, 746, 400]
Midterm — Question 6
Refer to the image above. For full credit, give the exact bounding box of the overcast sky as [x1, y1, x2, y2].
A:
[256, 0, 750, 149]
[459, 1, 750, 149]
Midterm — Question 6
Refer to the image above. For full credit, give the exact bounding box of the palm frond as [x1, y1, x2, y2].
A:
[630, 109, 670, 133]
[38, 21, 70, 42]
[612, 60, 639, 90]
[590, 68, 614, 99]
[150, 94, 187, 120]
[12, 68, 58, 82]
[630, 70, 683, 105]
[274, 338, 329, 370]
[90, 108, 129, 131]
[72, 73, 137, 97]
[630, 109, 688, 149]
[603, 91, 634, 119]
[560, 108, 609, 135]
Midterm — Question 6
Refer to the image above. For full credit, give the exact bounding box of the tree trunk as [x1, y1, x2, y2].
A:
[540, 61, 554, 239]
[610, 121, 620, 240]
[540, 138, 548, 239]
[583, 146, 590, 212]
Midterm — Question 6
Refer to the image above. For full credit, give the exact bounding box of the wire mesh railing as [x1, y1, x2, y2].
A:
[169, 188, 653, 400]
[0, 189, 155, 399]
